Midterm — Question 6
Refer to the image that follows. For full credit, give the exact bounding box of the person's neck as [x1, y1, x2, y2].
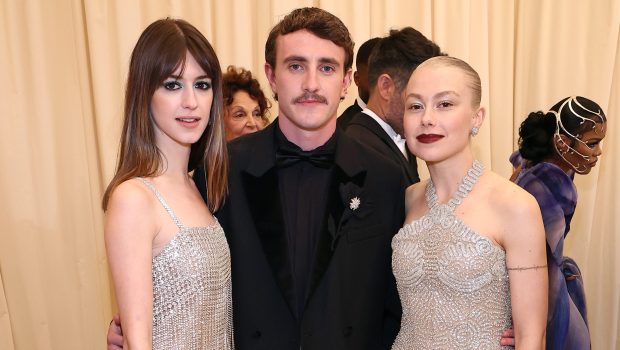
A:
[356, 95, 368, 109]
[365, 95, 387, 123]
[156, 139, 192, 180]
[426, 152, 477, 203]
[365, 96, 404, 136]
[278, 115, 337, 151]
[544, 154, 574, 174]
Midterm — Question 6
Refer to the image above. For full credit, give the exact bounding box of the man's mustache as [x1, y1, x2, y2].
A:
[293, 93, 327, 104]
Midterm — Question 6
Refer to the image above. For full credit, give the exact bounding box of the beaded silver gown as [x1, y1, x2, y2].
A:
[140, 178, 233, 350]
[391, 161, 512, 349]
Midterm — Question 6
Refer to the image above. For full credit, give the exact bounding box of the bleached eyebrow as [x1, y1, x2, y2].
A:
[405, 90, 459, 100]
[434, 90, 459, 99]
[405, 92, 423, 100]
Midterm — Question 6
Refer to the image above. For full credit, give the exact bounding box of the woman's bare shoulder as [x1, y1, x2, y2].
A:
[405, 179, 429, 214]
[107, 178, 154, 213]
[104, 178, 160, 241]
[483, 172, 541, 222]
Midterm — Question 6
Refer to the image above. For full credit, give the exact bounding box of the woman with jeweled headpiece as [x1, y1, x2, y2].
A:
[510, 96, 607, 349]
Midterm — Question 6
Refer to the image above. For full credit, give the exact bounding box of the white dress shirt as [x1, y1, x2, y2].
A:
[356, 96, 368, 110]
[361, 108, 408, 159]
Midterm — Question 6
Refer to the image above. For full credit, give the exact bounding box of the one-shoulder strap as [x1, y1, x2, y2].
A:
[138, 178, 184, 229]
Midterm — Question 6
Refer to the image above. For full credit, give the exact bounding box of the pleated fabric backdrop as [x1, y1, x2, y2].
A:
[0, 0, 618, 348]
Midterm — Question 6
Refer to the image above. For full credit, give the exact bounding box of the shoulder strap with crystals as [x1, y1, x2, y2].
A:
[138, 178, 184, 229]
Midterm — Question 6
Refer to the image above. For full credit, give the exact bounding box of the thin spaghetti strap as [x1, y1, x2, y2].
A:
[138, 178, 184, 229]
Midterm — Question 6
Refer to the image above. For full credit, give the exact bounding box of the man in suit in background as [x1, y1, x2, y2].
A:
[345, 27, 444, 186]
[337, 37, 380, 129]
[202, 7, 404, 350]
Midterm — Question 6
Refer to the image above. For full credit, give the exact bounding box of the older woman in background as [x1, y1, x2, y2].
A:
[222, 65, 270, 141]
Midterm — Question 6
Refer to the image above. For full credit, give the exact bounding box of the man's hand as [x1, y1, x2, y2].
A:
[107, 313, 124, 350]
[500, 327, 515, 347]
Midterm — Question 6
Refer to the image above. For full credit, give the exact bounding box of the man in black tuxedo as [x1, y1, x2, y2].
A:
[106, 7, 404, 350]
[337, 37, 380, 129]
[345, 27, 445, 186]
[207, 8, 404, 349]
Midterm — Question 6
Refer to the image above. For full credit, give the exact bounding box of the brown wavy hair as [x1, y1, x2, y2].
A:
[265, 7, 354, 71]
[222, 65, 271, 126]
[102, 18, 228, 212]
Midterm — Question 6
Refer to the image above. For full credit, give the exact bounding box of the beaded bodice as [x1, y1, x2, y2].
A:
[140, 178, 233, 350]
[391, 161, 512, 349]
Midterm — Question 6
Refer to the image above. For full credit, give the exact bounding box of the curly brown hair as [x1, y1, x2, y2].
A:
[222, 65, 270, 126]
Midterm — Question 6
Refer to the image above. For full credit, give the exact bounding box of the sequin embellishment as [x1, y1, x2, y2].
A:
[140, 178, 233, 349]
[391, 161, 512, 349]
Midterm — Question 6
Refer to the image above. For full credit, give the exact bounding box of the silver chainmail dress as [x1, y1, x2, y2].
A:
[391, 161, 512, 349]
[140, 178, 233, 349]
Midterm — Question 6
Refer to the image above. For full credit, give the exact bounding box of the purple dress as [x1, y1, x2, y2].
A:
[510, 151, 589, 350]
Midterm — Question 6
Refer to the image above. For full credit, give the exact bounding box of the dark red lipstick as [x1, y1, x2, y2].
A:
[416, 134, 444, 144]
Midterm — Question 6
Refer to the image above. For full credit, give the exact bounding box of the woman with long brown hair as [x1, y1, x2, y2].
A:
[102, 18, 231, 349]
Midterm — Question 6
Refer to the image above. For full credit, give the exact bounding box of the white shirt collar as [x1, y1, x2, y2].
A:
[361, 108, 408, 158]
[356, 96, 367, 110]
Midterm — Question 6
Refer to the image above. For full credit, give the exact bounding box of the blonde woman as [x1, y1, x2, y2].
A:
[392, 56, 547, 349]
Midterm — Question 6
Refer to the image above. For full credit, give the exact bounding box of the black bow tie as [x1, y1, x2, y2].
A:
[275, 146, 335, 169]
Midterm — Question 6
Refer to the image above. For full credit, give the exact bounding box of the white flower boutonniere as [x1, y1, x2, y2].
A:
[349, 197, 361, 211]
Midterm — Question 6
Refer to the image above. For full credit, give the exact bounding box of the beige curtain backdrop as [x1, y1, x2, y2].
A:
[0, 0, 618, 348]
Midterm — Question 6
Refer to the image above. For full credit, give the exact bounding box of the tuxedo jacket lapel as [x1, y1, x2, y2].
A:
[305, 174, 342, 304]
[306, 131, 366, 303]
[405, 146, 420, 183]
[351, 113, 418, 184]
[240, 124, 370, 316]
[241, 123, 296, 316]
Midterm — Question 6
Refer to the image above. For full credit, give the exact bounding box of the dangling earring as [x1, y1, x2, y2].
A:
[470, 127, 479, 136]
